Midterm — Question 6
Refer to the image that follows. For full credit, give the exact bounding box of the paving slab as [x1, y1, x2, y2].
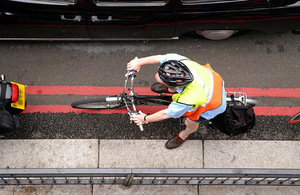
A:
[0, 185, 92, 195]
[204, 140, 300, 168]
[93, 185, 197, 195]
[198, 186, 300, 195]
[0, 139, 98, 168]
[99, 140, 203, 168]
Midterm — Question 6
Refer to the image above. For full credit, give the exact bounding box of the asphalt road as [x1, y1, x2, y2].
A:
[0, 31, 299, 140]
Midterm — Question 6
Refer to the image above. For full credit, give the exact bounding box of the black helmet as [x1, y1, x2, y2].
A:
[158, 60, 194, 87]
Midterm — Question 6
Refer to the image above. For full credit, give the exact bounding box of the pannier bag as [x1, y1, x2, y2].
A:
[209, 96, 256, 136]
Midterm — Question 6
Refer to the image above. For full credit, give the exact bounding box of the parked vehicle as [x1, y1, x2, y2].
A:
[0, 74, 26, 133]
[0, 0, 299, 40]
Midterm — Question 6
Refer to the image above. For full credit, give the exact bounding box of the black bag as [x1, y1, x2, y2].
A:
[0, 77, 23, 133]
[0, 108, 20, 132]
[209, 102, 256, 136]
[0, 80, 9, 108]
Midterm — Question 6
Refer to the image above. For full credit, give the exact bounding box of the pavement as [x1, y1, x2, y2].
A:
[1, 139, 300, 194]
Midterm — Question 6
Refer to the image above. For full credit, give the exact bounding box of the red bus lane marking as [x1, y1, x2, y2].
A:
[23, 105, 299, 116]
[23, 105, 167, 114]
[225, 87, 300, 97]
[26, 86, 300, 97]
[24, 86, 299, 116]
[253, 107, 300, 116]
[26, 86, 158, 95]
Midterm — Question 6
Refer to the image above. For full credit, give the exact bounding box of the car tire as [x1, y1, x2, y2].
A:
[193, 30, 239, 40]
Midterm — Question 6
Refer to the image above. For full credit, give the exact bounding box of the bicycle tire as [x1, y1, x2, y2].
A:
[288, 112, 300, 124]
[71, 97, 123, 109]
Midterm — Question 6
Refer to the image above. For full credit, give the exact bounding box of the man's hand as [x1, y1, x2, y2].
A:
[127, 57, 141, 72]
[127, 55, 162, 72]
[131, 111, 147, 126]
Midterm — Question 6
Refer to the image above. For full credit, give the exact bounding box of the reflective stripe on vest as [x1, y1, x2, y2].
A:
[172, 60, 213, 109]
[189, 67, 214, 107]
[172, 61, 224, 121]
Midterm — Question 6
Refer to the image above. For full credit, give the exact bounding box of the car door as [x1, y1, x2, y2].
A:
[0, 0, 88, 39]
[174, 0, 271, 37]
[87, 0, 176, 39]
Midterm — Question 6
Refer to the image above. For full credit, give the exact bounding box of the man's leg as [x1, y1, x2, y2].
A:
[179, 117, 199, 139]
[165, 117, 200, 149]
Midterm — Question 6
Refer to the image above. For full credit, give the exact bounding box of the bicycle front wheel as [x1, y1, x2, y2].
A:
[71, 96, 123, 109]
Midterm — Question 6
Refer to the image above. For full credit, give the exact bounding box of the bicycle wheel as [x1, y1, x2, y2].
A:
[71, 96, 123, 109]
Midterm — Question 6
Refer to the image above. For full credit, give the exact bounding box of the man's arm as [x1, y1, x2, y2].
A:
[127, 55, 163, 72]
[145, 110, 171, 123]
[131, 110, 171, 126]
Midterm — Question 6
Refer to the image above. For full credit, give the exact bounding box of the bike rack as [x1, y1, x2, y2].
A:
[1, 168, 300, 186]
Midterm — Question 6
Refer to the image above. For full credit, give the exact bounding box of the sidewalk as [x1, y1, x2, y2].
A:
[1, 139, 300, 194]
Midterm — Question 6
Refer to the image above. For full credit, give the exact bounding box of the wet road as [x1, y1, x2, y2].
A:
[0, 31, 299, 140]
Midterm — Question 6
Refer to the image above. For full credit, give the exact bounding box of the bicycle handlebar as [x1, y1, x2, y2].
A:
[124, 70, 144, 131]
[125, 70, 137, 78]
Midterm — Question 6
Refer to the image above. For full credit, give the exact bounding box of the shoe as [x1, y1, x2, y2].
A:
[151, 83, 169, 93]
[165, 133, 191, 149]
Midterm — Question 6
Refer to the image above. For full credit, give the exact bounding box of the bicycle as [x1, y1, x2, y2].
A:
[71, 71, 257, 130]
[288, 112, 300, 124]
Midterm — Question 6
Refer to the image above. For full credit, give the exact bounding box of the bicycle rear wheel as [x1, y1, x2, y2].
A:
[71, 96, 123, 109]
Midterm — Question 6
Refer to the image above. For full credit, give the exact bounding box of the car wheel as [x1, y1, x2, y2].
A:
[194, 30, 239, 40]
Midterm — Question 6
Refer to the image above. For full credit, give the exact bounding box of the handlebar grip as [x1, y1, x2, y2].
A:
[125, 70, 137, 78]
[139, 125, 144, 131]
[130, 70, 137, 77]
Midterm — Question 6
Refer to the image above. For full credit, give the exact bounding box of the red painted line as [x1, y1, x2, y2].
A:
[26, 86, 300, 97]
[23, 105, 299, 116]
[22, 105, 168, 114]
[23, 86, 299, 116]
[253, 107, 300, 116]
[23, 105, 128, 114]
[226, 87, 300, 97]
[26, 86, 157, 95]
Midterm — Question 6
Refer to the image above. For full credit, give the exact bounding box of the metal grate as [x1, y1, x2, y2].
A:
[1, 168, 300, 186]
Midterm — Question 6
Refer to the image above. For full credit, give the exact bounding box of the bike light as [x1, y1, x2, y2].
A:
[11, 83, 19, 102]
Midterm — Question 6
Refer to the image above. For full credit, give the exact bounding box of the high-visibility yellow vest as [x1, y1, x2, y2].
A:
[172, 60, 224, 121]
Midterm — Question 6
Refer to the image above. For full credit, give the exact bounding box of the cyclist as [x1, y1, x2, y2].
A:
[127, 53, 226, 149]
